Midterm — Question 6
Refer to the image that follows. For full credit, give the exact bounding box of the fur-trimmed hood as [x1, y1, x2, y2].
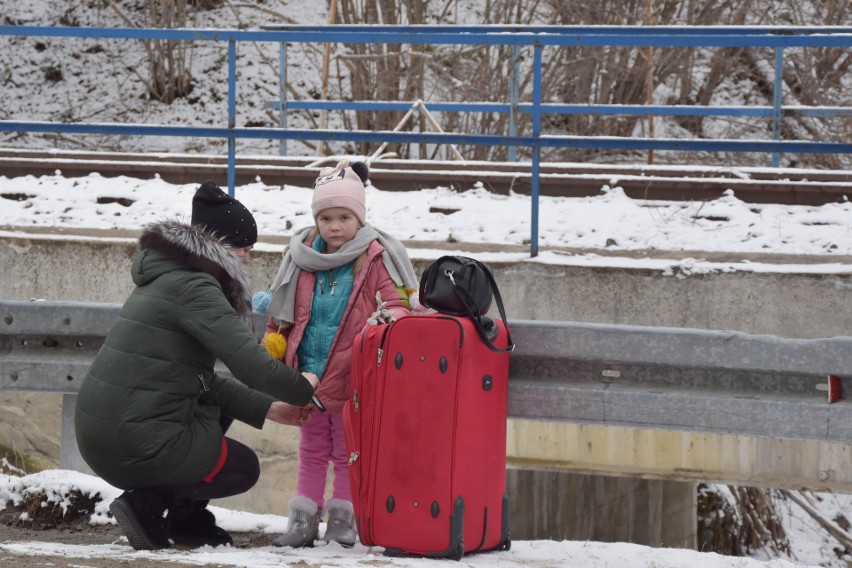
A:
[135, 219, 254, 325]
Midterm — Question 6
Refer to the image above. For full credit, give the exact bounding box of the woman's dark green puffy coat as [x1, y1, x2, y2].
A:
[75, 220, 314, 490]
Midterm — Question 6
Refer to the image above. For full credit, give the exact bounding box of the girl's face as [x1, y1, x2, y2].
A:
[316, 207, 360, 253]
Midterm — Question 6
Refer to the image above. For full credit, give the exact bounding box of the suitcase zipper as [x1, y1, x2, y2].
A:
[348, 315, 393, 547]
[363, 322, 392, 546]
[376, 322, 392, 366]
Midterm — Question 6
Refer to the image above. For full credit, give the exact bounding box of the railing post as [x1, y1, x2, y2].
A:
[772, 47, 784, 168]
[278, 42, 288, 157]
[530, 43, 543, 258]
[508, 44, 520, 163]
[59, 393, 92, 474]
[227, 39, 237, 197]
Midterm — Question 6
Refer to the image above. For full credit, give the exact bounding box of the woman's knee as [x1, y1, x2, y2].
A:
[227, 438, 261, 483]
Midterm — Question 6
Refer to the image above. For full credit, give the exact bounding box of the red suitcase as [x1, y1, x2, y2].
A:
[343, 313, 512, 560]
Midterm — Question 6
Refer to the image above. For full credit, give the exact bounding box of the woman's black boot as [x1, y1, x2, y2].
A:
[167, 500, 233, 548]
[109, 490, 171, 550]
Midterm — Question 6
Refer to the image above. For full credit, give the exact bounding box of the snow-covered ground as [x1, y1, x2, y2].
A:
[1, 468, 848, 568]
[1, 167, 850, 270]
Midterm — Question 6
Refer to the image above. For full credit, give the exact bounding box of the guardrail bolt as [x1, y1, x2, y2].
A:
[66, 375, 74, 382]
[62, 317, 71, 325]
[9, 372, 17, 382]
[817, 470, 829, 481]
[3, 314, 11, 325]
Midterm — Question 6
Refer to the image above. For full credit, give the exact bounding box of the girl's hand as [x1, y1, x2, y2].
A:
[296, 405, 315, 425]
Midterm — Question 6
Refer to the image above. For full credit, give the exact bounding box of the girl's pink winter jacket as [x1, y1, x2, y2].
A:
[264, 240, 411, 422]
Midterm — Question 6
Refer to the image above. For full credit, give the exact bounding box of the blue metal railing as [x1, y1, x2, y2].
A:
[1, 25, 851, 256]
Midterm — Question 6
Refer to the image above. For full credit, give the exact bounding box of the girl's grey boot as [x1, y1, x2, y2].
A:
[273, 496, 320, 548]
[322, 498, 356, 547]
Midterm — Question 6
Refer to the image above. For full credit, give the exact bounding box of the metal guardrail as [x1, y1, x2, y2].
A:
[1, 25, 852, 257]
[508, 321, 852, 443]
[3, 300, 851, 474]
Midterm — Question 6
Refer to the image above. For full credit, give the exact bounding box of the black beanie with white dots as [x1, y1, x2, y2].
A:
[191, 181, 258, 248]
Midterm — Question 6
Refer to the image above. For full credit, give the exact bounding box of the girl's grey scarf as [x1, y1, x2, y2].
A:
[266, 224, 418, 326]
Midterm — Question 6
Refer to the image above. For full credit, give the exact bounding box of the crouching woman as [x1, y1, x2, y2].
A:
[75, 181, 319, 551]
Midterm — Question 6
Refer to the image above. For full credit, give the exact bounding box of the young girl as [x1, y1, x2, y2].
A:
[258, 160, 420, 548]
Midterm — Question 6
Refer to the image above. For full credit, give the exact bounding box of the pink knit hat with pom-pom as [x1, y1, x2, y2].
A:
[311, 160, 369, 225]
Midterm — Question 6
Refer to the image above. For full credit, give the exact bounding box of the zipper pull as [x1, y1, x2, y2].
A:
[377, 347, 384, 366]
[348, 451, 360, 466]
[319, 280, 325, 295]
[330, 281, 337, 296]
[197, 373, 209, 393]
[353, 390, 360, 412]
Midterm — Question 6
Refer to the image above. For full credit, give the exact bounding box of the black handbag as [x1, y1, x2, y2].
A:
[419, 255, 514, 353]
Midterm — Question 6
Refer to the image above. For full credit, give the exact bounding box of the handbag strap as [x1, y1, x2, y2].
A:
[447, 262, 515, 353]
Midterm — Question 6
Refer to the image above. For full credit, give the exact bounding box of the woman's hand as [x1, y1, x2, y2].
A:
[266, 401, 315, 426]
[302, 372, 320, 389]
[266, 401, 291, 424]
